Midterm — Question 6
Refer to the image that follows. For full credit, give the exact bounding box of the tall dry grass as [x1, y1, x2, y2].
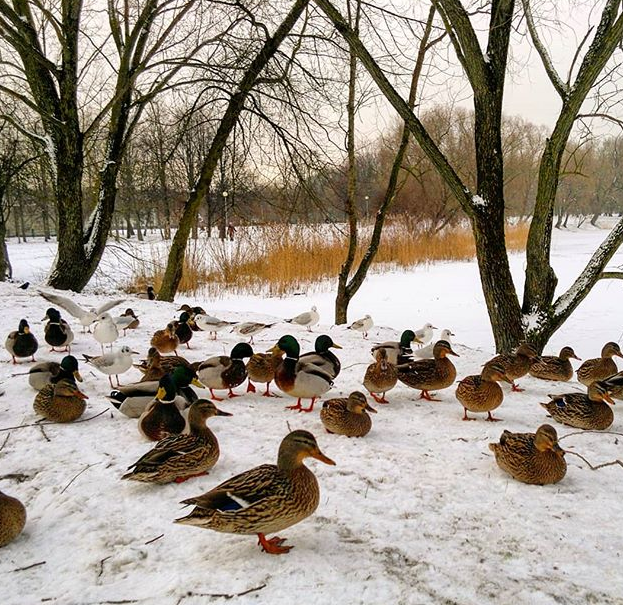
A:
[124, 218, 530, 297]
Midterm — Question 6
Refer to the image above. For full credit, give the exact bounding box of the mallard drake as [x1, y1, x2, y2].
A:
[0, 491, 27, 547]
[285, 306, 320, 332]
[135, 348, 193, 382]
[489, 424, 566, 485]
[5, 319, 38, 363]
[540, 381, 615, 430]
[320, 391, 376, 437]
[109, 365, 203, 418]
[137, 286, 156, 300]
[194, 314, 236, 339]
[92, 313, 119, 353]
[123, 399, 231, 484]
[151, 323, 180, 355]
[175, 430, 335, 555]
[456, 361, 513, 421]
[347, 315, 374, 339]
[178, 304, 206, 331]
[299, 335, 342, 379]
[576, 342, 622, 386]
[33, 377, 88, 422]
[246, 348, 283, 397]
[529, 346, 581, 381]
[272, 335, 334, 412]
[413, 329, 455, 359]
[138, 374, 187, 441]
[175, 312, 194, 349]
[396, 340, 458, 401]
[371, 329, 422, 365]
[196, 343, 254, 400]
[115, 308, 140, 334]
[486, 343, 539, 392]
[42, 307, 74, 352]
[232, 322, 277, 344]
[83, 345, 138, 387]
[39, 291, 125, 332]
[363, 347, 397, 403]
[28, 355, 82, 391]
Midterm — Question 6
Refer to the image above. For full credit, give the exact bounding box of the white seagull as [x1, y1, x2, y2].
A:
[93, 313, 120, 353]
[414, 322, 437, 346]
[83, 345, 138, 387]
[285, 306, 319, 331]
[231, 321, 277, 344]
[194, 314, 236, 340]
[347, 314, 374, 339]
[39, 291, 126, 333]
[413, 329, 455, 359]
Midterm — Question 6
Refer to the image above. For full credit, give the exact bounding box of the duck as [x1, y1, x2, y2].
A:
[272, 335, 334, 412]
[363, 347, 397, 403]
[232, 322, 277, 344]
[320, 391, 377, 437]
[299, 335, 342, 379]
[138, 373, 188, 441]
[83, 345, 138, 387]
[396, 340, 459, 401]
[414, 322, 437, 346]
[114, 308, 140, 334]
[285, 306, 320, 332]
[194, 314, 236, 339]
[540, 381, 615, 430]
[347, 315, 374, 339]
[122, 399, 232, 484]
[92, 313, 119, 353]
[137, 286, 156, 300]
[42, 307, 74, 352]
[175, 312, 194, 348]
[455, 361, 513, 421]
[413, 329, 455, 359]
[196, 343, 255, 400]
[175, 430, 335, 555]
[33, 377, 89, 422]
[0, 491, 27, 547]
[109, 365, 204, 418]
[489, 424, 567, 485]
[604, 370, 623, 401]
[246, 348, 283, 397]
[28, 355, 83, 391]
[134, 348, 194, 382]
[151, 323, 180, 355]
[485, 343, 540, 392]
[38, 291, 126, 332]
[371, 329, 422, 365]
[5, 319, 38, 363]
[529, 346, 581, 382]
[177, 304, 207, 332]
[576, 342, 623, 386]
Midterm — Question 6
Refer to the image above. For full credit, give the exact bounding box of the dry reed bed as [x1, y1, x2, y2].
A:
[126, 220, 529, 297]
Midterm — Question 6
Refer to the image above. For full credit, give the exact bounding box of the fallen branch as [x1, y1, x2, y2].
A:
[558, 429, 623, 441]
[12, 560, 46, 572]
[60, 463, 100, 495]
[144, 533, 164, 545]
[564, 450, 623, 471]
[0, 432, 9, 452]
[177, 584, 267, 603]
[39, 424, 51, 442]
[98, 556, 111, 579]
[0, 409, 108, 432]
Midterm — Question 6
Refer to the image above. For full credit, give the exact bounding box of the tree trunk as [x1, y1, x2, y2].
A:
[0, 212, 10, 280]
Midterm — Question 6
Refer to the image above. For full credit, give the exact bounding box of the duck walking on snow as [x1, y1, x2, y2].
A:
[5, 319, 38, 363]
[42, 308, 74, 352]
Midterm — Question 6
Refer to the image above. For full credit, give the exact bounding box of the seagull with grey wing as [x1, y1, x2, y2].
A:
[414, 322, 437, 347]
[39, 291, 126, 333]
[231, 321, 277, 344]
[83, 345, 138, 387]
[347, 315, 374, 339]
[413, 329, 455, 359]
[194, 314, 237, 340]
[285, 306, 319, 332]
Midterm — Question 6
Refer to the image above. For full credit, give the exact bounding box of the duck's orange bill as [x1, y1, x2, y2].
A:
[312, 450, 336, 466]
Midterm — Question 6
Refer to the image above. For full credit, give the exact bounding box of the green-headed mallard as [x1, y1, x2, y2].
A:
[272, 335, 334, 412]
[363, 347, 397, 403]
[138, 373, 187, 441]
[396, 340, 459, 401]
[175, 429, 335, 555]
[320, 391, 376, 437]
[456, 361, 513, 421]
[123, 399, 231, 484]
[371, 329, 422, 365]
[485, 343, 540, 392]
[196, 343, 254, 400]
[246, 348, 283, 397]
[42, 307, 74, 352]
[175, 311, 194, 349]
[177, 304, 206, 331]
[576, 342, 622, 386]
[0, 490, 27, 547]
[489, 424, 567, 485]
[299, 335, 342, 379]
[33, 377, 88, 422]
[529, 346, 581, 382]
[28, 355, 83, 391]
[109, 365, 203, 418]
[540, 381, 615, 430]
[150, 323, 180, 355]
[5, 319, 38, 364]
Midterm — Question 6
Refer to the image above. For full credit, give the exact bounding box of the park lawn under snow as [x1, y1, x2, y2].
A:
[0, 224, 622, 605]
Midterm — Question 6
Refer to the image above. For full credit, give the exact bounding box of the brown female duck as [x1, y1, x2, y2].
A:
[396, 340, 458, 401]
[486, 343, 539, 392]
[489, 424, 566, 485]
[0, 491, 27, 547]
[150, 323, 180, 355]
[455, 361, 513, 421]
[576, 342, 622, 386]
[320, 391, 377, 437]
[33, 377, 88, 422]
[529, 346, 581, 381]
[363, 347, 397, 403]
[135, 348, 193, 382]
[246, 348, 283, 397]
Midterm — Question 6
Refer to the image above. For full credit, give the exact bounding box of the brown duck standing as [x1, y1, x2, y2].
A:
[529, 346, 581, 382]
[320, 391, 377, 437]
[363, 347, 398, 403]
[396, 340, 459, 401]
[0, 491, 27, 547]
[455, 361, 513, 421]
[150, 323, 180, 355]
[576, 342, 622, 386]
[246, 348, 283, 397]
[486, 343, 539, 392]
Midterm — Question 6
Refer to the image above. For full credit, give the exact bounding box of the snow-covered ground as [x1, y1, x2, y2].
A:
[1, 224, 622, 605]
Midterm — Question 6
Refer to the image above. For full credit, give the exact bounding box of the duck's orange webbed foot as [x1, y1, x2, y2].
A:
[286, 398, 302, 411]
[419, 390, 440, 401]
[174, 471, 208, 484]
[511, 383, 524, 392]
[370, 392, 389, 404]
[257, 533, 293, 555]
[246, 381, 256, 393]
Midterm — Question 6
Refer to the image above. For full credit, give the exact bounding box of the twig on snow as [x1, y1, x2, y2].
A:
[176, 584, 267, 603]
[98, 556, 111, 579]
[60, 463, 100, 494]
[559, 429, 623, 441]
[0, 409, 108, 432]
[11, 560, 46, 572]
[0, 432, 10, 452]
[564, 450, 623, 471]
[39, 424, 50, 442]
[144, 533, 164, 545]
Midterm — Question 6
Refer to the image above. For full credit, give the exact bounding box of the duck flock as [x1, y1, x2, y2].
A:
[1, 287, 623, 573]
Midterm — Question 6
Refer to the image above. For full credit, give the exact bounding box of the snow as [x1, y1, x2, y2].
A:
[1, 224, 623, 604]
[472, 195, 487, 207]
